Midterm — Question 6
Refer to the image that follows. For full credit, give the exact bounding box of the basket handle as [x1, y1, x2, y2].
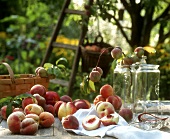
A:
[94, 34, 103, 44]
[0, 62, 15, 83]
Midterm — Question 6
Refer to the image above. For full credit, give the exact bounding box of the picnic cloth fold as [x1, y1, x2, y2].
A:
[63, 106, 170, 139]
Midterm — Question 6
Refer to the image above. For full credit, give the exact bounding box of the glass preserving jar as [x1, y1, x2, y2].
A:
[135, 64, 160, 101]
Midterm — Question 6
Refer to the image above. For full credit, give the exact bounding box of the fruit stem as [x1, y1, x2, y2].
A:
[122, 52, 126, 57]
[96, 46, 113, 68]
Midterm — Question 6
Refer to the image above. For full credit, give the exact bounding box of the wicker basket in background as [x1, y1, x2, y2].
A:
[80, 35, 114, 78]
[0, 62, 49, 99]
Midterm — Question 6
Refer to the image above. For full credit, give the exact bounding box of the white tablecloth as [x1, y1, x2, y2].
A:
[64, 106, 170, 139]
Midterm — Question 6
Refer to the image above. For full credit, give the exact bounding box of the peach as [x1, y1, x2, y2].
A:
[39, 112, 55, 128]
[7, 111, 25, 134]
[92, 67, 103, 76]
[25, 113, 40, 126]
[20, 118, 38, 135]
[111, 47, 122, 59]
[44, 104, 55, 116]
[100, 84, 115, 99]
[61, 115, 79, 129]
[122, 57, 133, 65]
[35, 66, 43, 75]
[89, 70, 101, 82]
[100, 113, 119, 126]
[22, 97, 38, 109]
[73, 99, 89, 110]
[45, 91, 60, 106]
[91, 45, 101, 52]
[60, 95, 72, 102]
[83, 99, 91, 108]
[24, 103, 44, 115]
[1, 105, 14, 120]
[1, 105, 8, 120]
[119, 108, 133, 122]
[30, 84, 46, 97]
[33, 93, 46, 108]
[37, 67, 48, 78]
[93, 95, 106, 105]
[54, 101, 64, 117]
[106, 95, 122, 111]
[82, 115, 101, 131]
[134, 46, 144, 58]
[58, 102, 77, 121]
[95, 101, 115, 118]
[13, 107, 24, 113]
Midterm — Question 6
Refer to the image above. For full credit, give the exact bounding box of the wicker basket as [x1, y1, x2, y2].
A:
[0, 62, 49, 99]
[80, 35, 113, 77]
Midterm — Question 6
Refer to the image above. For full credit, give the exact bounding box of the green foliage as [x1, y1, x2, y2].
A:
[0, 0, 169, 101]
[44, 58, 70, 79]
[0, 93, 33, 117]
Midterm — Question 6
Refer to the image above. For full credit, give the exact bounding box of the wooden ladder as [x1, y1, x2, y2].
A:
[41, 0, 92, 96]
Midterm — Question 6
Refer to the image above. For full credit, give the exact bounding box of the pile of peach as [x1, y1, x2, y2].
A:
[62, 84, 133, 131]
[85, 45, 109, 54]
[0, 84, 91, 135]
[0, 83, 133, 134]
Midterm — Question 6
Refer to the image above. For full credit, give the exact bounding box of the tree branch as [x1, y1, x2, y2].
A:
[120, 0, 131, 14]
[110, 13, 132, 46]
[158, 30, 170, 44]
[153, 4, 170, 26]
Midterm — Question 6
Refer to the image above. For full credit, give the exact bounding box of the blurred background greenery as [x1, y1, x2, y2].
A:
[0, 0, 170, 102]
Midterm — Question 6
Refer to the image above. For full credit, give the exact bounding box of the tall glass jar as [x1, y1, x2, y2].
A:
[121, 65, 132, 108]
[113, 62, 124, 97]
[113, 63, 134, 108]
[130, 64, 136, 104]
[135, 64, 160, 101]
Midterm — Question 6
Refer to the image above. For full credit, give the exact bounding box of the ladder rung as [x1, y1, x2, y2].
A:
[52, 42, 78, 50]
[50, 79, 69, 87]
[64, 9, 86, 15]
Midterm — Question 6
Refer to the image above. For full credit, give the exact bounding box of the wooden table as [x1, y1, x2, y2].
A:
[0, 116, 114, 139]
[1, 116, 170, 139]
[1, 103, 170, 139]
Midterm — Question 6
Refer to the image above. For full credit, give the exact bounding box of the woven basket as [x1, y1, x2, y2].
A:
[80, 35, 113, 77]
[0, 62, 49, 99]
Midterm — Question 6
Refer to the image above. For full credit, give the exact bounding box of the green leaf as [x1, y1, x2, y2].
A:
[47, 67, 54, 75]
[56, 57, 67, 65]
[12, 99, 22, 107]
[57, 64, 66, 69]
[143, 46, 156, 53]
[44, 63, 54, 69]
[89, 80, 95, 92]
[0, 97, 13, 109]
[6, 103, 13, 118]
[83, 76, 91, 94]
[111, 59, 117, 71]
[14, 93, 33, 100]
